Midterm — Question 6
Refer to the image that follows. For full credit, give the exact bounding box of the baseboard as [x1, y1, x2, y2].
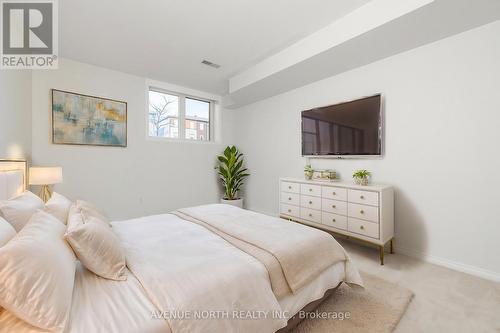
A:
[395, 246, 500, 283]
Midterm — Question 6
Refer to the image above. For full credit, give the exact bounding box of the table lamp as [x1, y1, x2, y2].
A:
[29, 167, 63, 202]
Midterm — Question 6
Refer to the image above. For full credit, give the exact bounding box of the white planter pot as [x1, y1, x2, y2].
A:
[220, 198, 243, 208]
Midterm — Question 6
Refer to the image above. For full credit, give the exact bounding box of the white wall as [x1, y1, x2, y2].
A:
[228, 20, 500, 280]
[0, 71, 32, 159]
[32, 59, 231, 219]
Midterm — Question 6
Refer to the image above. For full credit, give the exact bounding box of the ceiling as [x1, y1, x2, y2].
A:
[59, 0, 371, 94]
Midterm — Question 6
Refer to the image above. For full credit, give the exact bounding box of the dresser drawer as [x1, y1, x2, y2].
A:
[321, 212, 347, 230]
[300, 195, 321, 210]
[322, 186, 347, 201]
[281, 181, 300, 194]
[321, 198, 347, 215]
[348, 217, 379, 239]
[300, 207, 321, 224]
[348, 189, 379, 206]
[281, 192, 300, 206]
[280, 204, 299, 218]
[300, 184, 321, 197]
[348, 203, 379, 223]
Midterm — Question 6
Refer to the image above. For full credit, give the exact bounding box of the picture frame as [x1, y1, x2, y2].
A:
[51, 89, 127, 147]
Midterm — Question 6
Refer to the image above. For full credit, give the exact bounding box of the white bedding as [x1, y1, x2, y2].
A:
[0, 263, 168, 333]
[0, 209, 361, 333]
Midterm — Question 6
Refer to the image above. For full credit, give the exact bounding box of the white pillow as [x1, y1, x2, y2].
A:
[65, 216, 127, 281]
[0, 191, 44, 231]
[0, 210, 76, 332]
[44, 192, 72, 224]
[0, 217, 16, 246]
[76, 200, 110, 226]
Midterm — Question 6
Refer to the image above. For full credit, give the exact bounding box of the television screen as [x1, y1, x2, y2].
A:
[301, 94, 382, 156]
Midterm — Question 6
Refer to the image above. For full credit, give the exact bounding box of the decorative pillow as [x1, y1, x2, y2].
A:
[65, 216, 127, 281]
[66, 202, 83, 230]
[44, 192, 72, 224]
[0, 217, 16, 246]
[0, 210, 76, 332]
[76, 200, 110, 226]
[0, 191, 44, 231]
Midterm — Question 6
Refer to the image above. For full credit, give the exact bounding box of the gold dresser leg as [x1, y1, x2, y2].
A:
[379, 245, 384, 265]
[390, 239, 394, 254]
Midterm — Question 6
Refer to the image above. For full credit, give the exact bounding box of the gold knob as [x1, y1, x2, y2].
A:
[287, 209, 291, 213]
[309, 188, 313, 192]
[288, 197, 292, 200]
[332, 192, 336, 195]
[309, 201, 312, 204]
[360, 210, 364, 214]
[332, 205, 336, 208]
[360, 225, 365, 230]
[308, 213, 312, 217]
[332, 219, 336, 222]
[288, 186, 292, 189]
[360, 195, 365, 199]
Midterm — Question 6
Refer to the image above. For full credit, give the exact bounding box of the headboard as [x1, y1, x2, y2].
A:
[0, 160, 28, 200]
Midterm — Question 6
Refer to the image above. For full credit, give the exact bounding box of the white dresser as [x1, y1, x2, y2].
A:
[279, 177, 394, 265]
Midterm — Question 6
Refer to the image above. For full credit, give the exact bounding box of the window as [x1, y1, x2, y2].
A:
[148, 90, 179, 138]
[148, 88, 213, 141]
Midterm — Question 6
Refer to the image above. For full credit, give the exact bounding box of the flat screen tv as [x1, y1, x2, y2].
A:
[301, 94, 382, 157]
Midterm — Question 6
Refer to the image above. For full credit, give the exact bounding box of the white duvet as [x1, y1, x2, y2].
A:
[112, 213, 287, 333]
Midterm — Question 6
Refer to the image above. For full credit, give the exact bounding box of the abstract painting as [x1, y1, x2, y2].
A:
[52, 89, 127, 147]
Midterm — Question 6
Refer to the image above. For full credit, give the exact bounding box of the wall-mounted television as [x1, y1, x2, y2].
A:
[301, 94, 382, 157]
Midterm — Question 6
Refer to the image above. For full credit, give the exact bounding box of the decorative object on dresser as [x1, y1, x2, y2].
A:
[352, 169, 371, 186]
[29, 166, 63, 202]
[279, 177, 394, 265]
[216, 146, 249, 208]
[315, 169, 337, 181]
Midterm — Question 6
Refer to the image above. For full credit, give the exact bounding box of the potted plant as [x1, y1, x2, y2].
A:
[353, 169, 371, 186]
[304, 164, 314, 180]
[216, 146, 249, 208]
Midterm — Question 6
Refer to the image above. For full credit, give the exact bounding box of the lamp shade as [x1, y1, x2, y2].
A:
[29, 167, 63, 185]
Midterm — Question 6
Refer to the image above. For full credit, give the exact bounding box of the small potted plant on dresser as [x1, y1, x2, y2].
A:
[353, 169, 371, 186]
[304, 164, 314, 180]
[216, 146, 249, 208]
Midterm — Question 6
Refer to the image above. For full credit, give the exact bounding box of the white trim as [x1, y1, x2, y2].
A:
[396, 245, 500, 283]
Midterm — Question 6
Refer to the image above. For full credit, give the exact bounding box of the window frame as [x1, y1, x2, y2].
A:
[147, 86, 215, 143]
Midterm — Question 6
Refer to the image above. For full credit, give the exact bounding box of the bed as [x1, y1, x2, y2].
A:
[0, 160, 363, 333]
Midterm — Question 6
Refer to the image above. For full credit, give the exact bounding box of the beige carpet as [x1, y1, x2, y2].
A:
[292, 272, 414, 333]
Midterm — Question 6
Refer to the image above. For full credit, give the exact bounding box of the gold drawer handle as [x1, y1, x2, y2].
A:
[309, 188, 313, 192]
[308, 213, 313, 217]
[309, 201, 313, 204]
[332, 219, 336, 222]
[288, 186, 292, 189]
[360, 195, 365, 199]
[287, 209, 292, 213]
[332, 205, 336, 208]
[360, 210, 365, 214]
[360, 225, 365, 230]
[288, 197, 292, 200]
[332, 192, 336, 196]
